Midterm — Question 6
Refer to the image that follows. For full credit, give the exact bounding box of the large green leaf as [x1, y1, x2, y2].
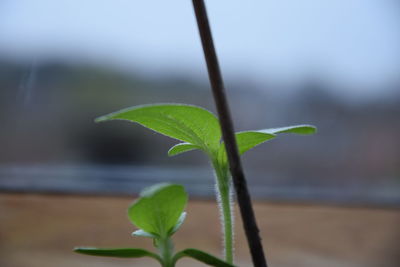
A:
[73, 247, 161, 262]
[128, 183, 188, 238]
[95, 104, 221, 151]
[173, 249, 235, 267]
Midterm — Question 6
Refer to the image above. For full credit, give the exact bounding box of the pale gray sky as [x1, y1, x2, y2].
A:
[1, 0, 400, 97]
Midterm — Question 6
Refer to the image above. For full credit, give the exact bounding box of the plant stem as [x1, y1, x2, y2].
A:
[158, 238, 174, 267]
[192, 0, 268, 266]
[214, 162, 234, 264]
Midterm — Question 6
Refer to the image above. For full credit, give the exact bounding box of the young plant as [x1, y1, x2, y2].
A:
[95, 103, 316, 264]
[74, 183, 234, 267]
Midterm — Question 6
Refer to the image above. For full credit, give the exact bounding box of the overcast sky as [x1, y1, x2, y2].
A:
[1, 0, 400, 97]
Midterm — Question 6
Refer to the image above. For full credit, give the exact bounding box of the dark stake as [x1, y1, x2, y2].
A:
[191, 0, 268, 266]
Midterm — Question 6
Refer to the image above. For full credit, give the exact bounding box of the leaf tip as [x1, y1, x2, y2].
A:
[305, 125, 318, 134]
[167, 148, 176, 157]
[94, 115, 109, 123]
[73, 247, 88, 254]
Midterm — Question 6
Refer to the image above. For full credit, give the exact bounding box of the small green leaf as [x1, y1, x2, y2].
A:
[217, 124, 316, 165]
[173, 249, 236, 267]
[235, 131, 276, 155]
[96, 104, 221, 151]
[168, 143, 201, 157]
[216, 131, 276, 165]
[169, 211, 187, 235]
[132, 229, 157, 238]
[73, 247, 161, 262]
[235, 125, 316, 155]
[259, 124, 317, 135]
[128, 183, 188, 238]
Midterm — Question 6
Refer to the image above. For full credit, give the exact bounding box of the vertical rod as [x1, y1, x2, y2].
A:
[191, 1, 268, 266]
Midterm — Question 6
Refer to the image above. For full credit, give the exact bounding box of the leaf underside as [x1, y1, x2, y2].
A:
[132, 229, 157, 238]
[168, 143, 201, 157]
[169, 211, 187, 235]
[259, 124, 317, 135]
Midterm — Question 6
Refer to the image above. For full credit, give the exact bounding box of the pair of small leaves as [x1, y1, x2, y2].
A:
[74, 247, 235, 267]
[74, 183, 234, 266]
[96, 103, 317, 165]
[74, 184, 186, 264]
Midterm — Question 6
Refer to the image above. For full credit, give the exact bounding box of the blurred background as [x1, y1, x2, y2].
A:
[0, 0, 399, 266]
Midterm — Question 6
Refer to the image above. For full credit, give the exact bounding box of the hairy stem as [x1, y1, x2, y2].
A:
[192, 0, 268, 265]
[213, 161, 234, 264]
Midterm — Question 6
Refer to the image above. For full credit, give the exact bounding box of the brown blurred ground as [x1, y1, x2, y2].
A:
[0, 193, 399, 267]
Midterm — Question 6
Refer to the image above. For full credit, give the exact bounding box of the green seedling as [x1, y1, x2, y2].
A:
[75, 183, 234, 267]
[94, 103, 316, 264]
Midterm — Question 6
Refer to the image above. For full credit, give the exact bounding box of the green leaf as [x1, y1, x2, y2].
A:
[235, 125, 316, 155]
[173, 249, 236, 267]
[95, 104, 221, 151]
[217, 124, 316, 165]
[216, 131, 276, 165]
[235, 131, 276, 155]
[128, 183, 188, 238]
[169, 211, 187, 235]
[168, 143, 201, 157]
[132, 229, 157, 238]
[132, 212, 186, 238]
[259, 124, 317, 135]
[73, 247, 161, 262]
